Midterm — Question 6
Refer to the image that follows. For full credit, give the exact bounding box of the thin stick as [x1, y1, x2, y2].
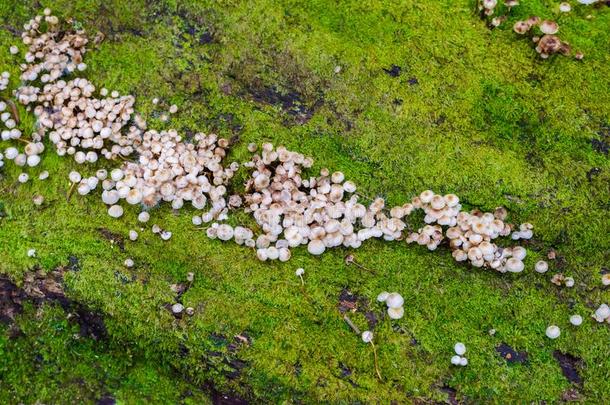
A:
[371, 342, 382, 381]
[343, 314, 360, 335]
[66, 182, 76, 201]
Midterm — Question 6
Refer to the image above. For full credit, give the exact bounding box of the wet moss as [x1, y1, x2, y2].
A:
[0, 0, 609, 403]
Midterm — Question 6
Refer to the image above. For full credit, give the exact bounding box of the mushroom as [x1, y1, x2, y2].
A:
[545, 325, 560, 339]
[387, 306, 404, 319]
[513, 21, 531, 34]
[454, 342, 466, 355]
[535, 260, 548, 273]
[569, 315, 582, 326]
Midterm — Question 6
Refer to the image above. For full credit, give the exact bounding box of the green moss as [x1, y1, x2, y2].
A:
[1, 0, 609, 403]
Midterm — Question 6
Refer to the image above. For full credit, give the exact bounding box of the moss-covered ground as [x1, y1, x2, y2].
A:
[1, 0, 609, 403]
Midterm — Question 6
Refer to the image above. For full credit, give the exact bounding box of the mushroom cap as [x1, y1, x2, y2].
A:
[569, 315, 582, 326]
[505, 258, 524, 273]
[545, 325, 560, 339]
[535, 260, 549, 273]
[527, 16, 541, 26]
[540, 20, 559, 35]
[171, 303, 184, 314]
[454, 342, 466, 355]
[107, 204, 124, 218]
[307, 239, 325, 255]
[386, 293, 404, 309]
[513, 21, 531, 34]
[376, 291, 389, 303]
[512, 246, 527, 260]
[361, 331, 373, 343]
[387, 306, 404, 319]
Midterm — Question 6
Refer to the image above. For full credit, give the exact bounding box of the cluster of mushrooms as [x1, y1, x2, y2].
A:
[1, 9, 536, 272]
[512, 18, 576, 59]
[376, 292, 405, 319]
[0, 71, 9, 91]
[406, 191, 531, 272]
[477, 0, 519, 28]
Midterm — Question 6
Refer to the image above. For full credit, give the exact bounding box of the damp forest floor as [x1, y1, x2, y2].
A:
[1, 1, 609, 403]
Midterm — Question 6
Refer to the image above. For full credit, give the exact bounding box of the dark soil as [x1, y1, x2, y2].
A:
[496, 342, 528, 364]
[553, 351, 583, 384]
[0, 264, 106, 340]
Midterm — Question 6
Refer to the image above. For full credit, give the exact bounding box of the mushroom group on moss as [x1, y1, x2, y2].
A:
[512, 17, 576, 59]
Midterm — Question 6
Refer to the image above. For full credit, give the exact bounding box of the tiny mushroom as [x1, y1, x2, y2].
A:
[171, 303, 184, 315]
[454, 342, 466, 356]
[545, 325, 560, 339]
[295, 267, 305, 285]
[376, 291, 389, 303]
[569, 314, 582, 326]
[535, 260, 549, 273]
[361, 330, 373, 343]
[540, 20, 559, 35]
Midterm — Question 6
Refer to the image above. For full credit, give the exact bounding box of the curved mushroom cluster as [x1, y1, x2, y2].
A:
[2, 9, 537, 271]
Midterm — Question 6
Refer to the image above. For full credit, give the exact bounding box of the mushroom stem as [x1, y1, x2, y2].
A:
[343, 314, 360, 335]
[370, 342, 382, 381]
[353, 261, 375, 274]
[298, 274, 304, 285]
